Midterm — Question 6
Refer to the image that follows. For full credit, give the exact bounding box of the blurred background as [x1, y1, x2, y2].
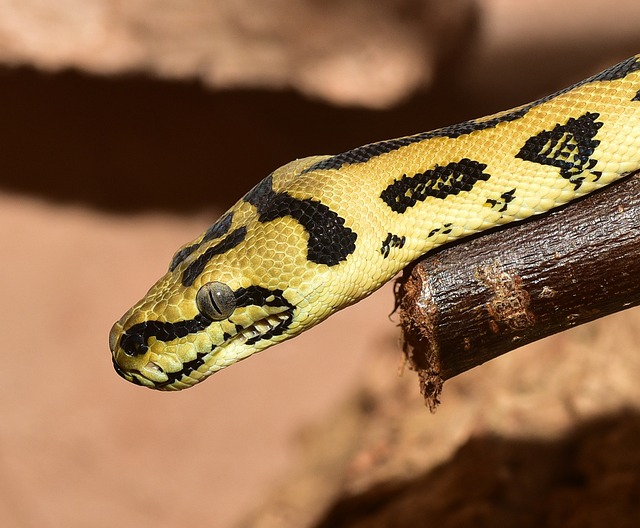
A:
[2, 0, 640, 526]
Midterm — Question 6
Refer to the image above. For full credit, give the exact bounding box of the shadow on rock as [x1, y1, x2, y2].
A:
[315, 411, 640, 528]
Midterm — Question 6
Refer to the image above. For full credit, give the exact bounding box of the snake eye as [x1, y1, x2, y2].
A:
[196, 282, 237, 320]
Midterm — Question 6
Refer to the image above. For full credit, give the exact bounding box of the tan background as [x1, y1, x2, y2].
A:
[2, 1, 640, 527]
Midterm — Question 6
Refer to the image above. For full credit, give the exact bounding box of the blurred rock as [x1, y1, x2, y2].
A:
[0, 0, 476, 107]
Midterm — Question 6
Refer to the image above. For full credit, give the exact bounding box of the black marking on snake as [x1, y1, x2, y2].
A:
[244, 173, 357, 266]
[380, 159, 491, 214]
[170, 244, 198, 272]
[591, 55, 640, 82]
[301, 56, 640, 174]
[119, 314, 213, 357]
[234, 287, 295, 345]
[163, 352, 208, 386]
[516, 112, 604, 190]
[169, 212, 235, 272]
[485, 189, 516, 213]
[243, 173, 275, 208]
[202, 212, 234, 243]
[381, 233, 406, 259]
[181, 227, 247, 287]
[428, 223, 453, 238]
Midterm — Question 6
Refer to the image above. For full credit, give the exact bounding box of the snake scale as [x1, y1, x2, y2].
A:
[110, 54, 640, 390]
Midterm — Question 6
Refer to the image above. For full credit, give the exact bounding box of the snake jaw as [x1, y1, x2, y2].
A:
[223, 309, 293, 350]
[155, 304, 296, 390]
[110, 286, 297, 390]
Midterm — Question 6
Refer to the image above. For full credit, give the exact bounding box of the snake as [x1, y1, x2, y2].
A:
[110, 54, 640, 391]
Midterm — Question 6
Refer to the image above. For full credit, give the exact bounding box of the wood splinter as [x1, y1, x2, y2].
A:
[396, 172, 640, 410]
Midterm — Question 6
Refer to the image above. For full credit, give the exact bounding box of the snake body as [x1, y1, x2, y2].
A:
[110, 54, 640, 390]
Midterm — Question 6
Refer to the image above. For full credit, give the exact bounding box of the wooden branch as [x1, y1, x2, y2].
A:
[397, 172, 640, 410]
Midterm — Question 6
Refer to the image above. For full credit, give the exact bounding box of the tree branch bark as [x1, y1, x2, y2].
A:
[397, 172, 640, 410]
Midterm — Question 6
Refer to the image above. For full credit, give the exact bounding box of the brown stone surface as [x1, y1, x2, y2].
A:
[1, 1, 640, 528]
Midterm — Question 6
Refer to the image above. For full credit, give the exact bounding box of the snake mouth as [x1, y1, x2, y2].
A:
[229, 309, 294, 347]
[154, 306, 294, 390]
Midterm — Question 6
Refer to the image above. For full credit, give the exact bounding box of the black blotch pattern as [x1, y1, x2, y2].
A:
[380, 233, 406, 259]
[169, 244, 199, 272]
[633, 90, 640, 102]
[304, 137, 435, 173]
[168, 177, 275, 280]
[259, 195, 356, 266]
[233, 286, 291, 310]
[428, 223, 453, 238]
[169, 212, 235, 272]
[234, 286, 295, 345]
[442, 225, 453, 235]
[181, 227, 247, 286]
[485, 188, 516, 213]
[590, 55, 640, 82]
[202, 212, 234, 243]
[245, 173, 357, 266]
[243, 174, 275, 209]
[380, 159, 491, 214]
[302, 120, 521, 174]
[516, 112, 603, 190]
[301, 56, 640, 173]
[120, 314, 212, 357]
[163, 352, 208, 385]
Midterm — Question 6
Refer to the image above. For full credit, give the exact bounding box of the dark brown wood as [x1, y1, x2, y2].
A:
[397, 173, 640, 410]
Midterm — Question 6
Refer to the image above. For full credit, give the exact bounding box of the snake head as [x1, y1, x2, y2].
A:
[110, 155, 368, 390]
[110, 160, 333, 390]
[108, 191, 308, 390]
